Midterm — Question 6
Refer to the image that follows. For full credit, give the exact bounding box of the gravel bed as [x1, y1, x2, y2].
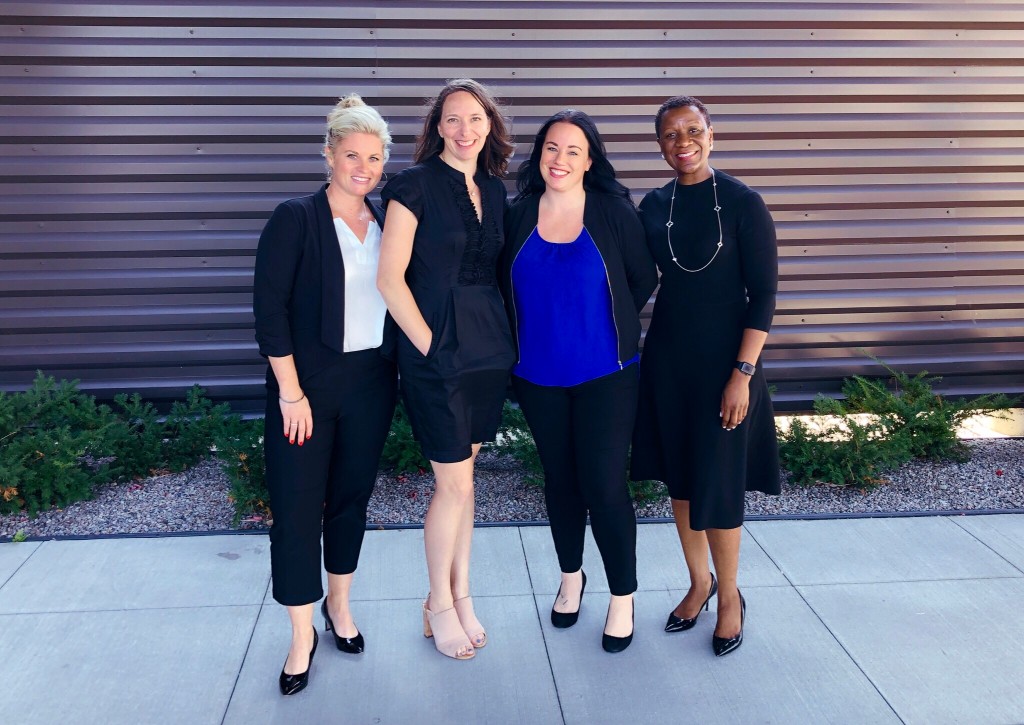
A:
[1, 439, 1020, 540]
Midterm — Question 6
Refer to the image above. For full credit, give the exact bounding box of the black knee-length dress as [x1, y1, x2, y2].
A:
[630, 169, 781, 530]
[381, 155, 516, 463]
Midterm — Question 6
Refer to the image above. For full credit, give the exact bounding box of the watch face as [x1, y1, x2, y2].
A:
[737, 361, 755, 375]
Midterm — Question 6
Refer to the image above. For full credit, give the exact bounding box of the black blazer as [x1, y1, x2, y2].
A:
[253, 184, 389, 385]
[502, 192, 658, 365]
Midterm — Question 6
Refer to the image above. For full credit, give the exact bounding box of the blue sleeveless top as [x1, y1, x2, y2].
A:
[511, 226, 636, 387]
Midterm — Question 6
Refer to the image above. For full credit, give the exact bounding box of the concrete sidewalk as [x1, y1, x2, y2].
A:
[2, 515, 1023, 724]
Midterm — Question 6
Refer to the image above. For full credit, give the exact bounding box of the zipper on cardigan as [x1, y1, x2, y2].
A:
[589, 226, 623, 368]
[507, 228, 533, 365]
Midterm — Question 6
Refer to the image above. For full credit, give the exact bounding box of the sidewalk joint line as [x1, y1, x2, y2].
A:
[517, 526, 567, 725]
[747, 531, 907, 724]
[221, 574, 270, 725]
[0, 540, 43, 592]
[947, 515, 1024, 577]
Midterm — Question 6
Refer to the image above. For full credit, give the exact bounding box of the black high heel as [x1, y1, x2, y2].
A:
[322, 599, 364, 654]
[601, 597, 634, 653]
[712, 591, 746, 657]
[665, 571, 718, 633]
[279, 628, 318, 696]
[551, 570, 587, 629]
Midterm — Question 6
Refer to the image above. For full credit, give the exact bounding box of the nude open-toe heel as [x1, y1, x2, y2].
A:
[422, 599, 475, 660]
[453, 595, 487, 648]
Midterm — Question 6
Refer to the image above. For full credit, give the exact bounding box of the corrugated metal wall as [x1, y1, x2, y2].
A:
[2, 1, 1022, 412]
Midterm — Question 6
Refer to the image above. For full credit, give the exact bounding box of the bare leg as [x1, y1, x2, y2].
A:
[707, 526, 742, 638]
[604, 593, 634, 637]
[449, 444, 481, 600]
[284, 603, 316, 675]
[325, 572, 357, 638]
[670, 498, 714, 618]
[423, 454, 475, 658]
[554, 569, 584, 613]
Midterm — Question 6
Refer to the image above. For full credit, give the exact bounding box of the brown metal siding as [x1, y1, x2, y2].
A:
[1, 2, 1022, 412]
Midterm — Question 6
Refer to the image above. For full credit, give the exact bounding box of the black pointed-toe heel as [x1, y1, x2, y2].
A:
[712, 591, 746, 657]
[279, 629, 318, 696]
[665, 571, 718, 633]
[602, 598, 634, 654]
[322, 599, 364, 654]
[551, 571, 587, 629]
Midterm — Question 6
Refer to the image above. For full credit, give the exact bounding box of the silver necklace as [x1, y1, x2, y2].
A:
[665, 167, 723, 273]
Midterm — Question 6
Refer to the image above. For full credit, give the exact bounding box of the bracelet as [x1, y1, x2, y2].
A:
[279, 393, 305, 404]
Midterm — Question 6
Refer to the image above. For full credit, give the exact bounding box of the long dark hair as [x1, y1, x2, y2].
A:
[412, 78, 514, 177]
[514, 109, 632, 203]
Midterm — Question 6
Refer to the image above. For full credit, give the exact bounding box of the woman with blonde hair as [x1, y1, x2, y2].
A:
[254, 93, 397, 694]
[377, 79, 516, 660]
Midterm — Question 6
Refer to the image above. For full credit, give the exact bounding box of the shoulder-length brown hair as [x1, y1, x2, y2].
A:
[412, 78, 514, 177]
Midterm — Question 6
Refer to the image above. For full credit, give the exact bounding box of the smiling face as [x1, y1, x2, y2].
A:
[325, 132, 385, 200]
[539, 121, 593, 193]
[437, 90, 491, 165]
[657, 105, 714, 185]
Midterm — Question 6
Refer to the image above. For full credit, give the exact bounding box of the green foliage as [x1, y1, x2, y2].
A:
[0, 375, 243, 517]
[99, 393, 165, 480]
[495, 402, 545, 486]
[214, 418, 269, 525]
[12, 530, 27, 543]
[380, 401, 430, 474]
[163, 385, 239, 472]
[628, 478, 667, 502]
[778, 412, 913, 490]
[778, 361, 1018, 489]
[0, 373, 114, 515]
[837, 364, 1016, 463]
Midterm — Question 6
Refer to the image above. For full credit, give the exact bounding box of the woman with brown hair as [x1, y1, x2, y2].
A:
[377, 79, 516, 660]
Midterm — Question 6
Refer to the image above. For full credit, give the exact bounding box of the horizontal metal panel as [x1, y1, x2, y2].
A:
[1, 1, 1022, 412]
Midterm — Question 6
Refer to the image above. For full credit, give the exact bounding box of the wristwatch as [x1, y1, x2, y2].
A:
[735, 361, 756, 376]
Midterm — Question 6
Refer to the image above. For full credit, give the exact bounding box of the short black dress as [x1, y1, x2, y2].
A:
[381, 155, 516, 463]
[630, 170, 781, 530]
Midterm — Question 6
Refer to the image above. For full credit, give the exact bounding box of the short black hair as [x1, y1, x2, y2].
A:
[655, 96, 711, 137]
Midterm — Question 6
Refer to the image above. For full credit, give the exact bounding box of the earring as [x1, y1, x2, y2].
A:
[376, 171, 388, 190]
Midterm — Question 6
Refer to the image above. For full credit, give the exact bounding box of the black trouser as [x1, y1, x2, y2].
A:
[265, 348, 397, 606]
[512, 366, 639, 596]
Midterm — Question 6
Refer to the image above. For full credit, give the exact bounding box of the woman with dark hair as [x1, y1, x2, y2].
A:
[377, 79, 516, 660]
[254, 94, 397, 695]
[503, 110, 657, 653]
[631, 96, 780, 657]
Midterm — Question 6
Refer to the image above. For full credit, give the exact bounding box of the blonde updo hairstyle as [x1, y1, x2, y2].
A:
[323, 93, 392, 179]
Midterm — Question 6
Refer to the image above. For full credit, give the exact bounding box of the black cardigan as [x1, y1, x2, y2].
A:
[253, 184, 389, 385]
[502, 192, 658, 366]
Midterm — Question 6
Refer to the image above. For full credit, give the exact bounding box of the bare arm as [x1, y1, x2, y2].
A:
[268, 353, 313, 444]
[720, 328, 769, 430]
[377, 201, 432, 355]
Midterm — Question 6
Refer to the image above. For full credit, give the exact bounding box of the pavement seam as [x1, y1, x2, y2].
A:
[517, 526, 568, 725]
[947, 515, 1024, 576]
[0, 540, 43, 592]
[220, 573, 271, 725]
[0, 602, 268, 616]
[9, 508, 1024, 543]
[744, 527, 907, 724]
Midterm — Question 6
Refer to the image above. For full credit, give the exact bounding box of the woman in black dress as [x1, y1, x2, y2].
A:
[254, 94, 397, 694]
[631, 96, 780, 657]
[377, 79, 515, 660]
[504, 110, 657, 653]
